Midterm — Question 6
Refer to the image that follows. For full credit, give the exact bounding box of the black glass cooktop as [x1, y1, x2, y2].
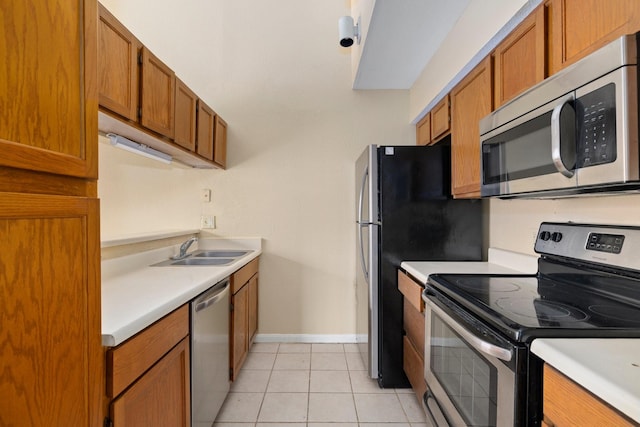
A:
[427, 271, 640, 342]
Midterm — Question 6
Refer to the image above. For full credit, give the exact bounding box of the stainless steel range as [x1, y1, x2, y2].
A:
[422, 222, 640, 426]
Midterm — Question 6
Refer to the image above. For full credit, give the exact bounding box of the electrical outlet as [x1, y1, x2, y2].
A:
[201, 189, 211, 203]
[200, 215, 215, 229]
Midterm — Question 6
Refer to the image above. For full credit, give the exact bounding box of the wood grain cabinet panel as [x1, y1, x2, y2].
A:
[230, 257, 260, 380]
[111, 337, 191, 427]
[548, 0, 640, 74]
[214, 115, 228, 169]
[248, 274, 259, 345]
[140, 47, 175, 139]
[494, 5, 546, 107]
[430, 95, 451, 141]
[196, 100, 216, 161]
[174, 79, 198, 151]
[416, 114, 431, 146]
[0, 0, 97, 179]
[0, 193, 102, 427]
[98, 3, 139, 122]
[451, 56, 493, 198]
[543, 364, 636, 426]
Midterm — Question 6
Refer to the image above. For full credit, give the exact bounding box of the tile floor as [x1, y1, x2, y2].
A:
[214, 342, 430, 426]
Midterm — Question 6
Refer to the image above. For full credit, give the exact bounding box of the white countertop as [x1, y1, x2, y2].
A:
[101, 237, 262, 346]
[401, 247, 539, 284]
[531, 338, 640, 423]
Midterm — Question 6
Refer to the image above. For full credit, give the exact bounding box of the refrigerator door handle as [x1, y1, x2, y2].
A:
[357, 165, 368, 225]
[358, 222, 369, 282]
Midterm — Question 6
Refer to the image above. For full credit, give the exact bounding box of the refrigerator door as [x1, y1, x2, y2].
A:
[355, 145, 379, 379]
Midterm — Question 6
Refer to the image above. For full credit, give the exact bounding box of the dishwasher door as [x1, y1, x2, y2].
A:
[190, 278, 230, 426]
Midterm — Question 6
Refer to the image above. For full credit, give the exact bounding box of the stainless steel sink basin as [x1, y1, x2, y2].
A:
[152, 257, 235, 267]
[193, 250, 250, 258]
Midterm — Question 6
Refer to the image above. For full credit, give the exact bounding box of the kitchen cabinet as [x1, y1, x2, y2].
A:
[542, 364, 635, 426]
[174, 78, 198, 151]
[398, 270, 426, 403]
[214, 115, 228, 169]
[450, 56, 493, 198]
[196, 100, 216, 160]
[98, 3, 139, 122]
[493, 5, 546, 108]
[107, 305, 190, 427]
[415, 95, 450, 146]
[230, 257, 260, 380]
[140, 47, 176, 139]
[547, 0, 640, 74]
[0, 1, 102, 426]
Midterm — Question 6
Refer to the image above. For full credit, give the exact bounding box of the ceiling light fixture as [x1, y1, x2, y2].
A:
[338, 16, 360, 47]
[107, 133, 172, 164]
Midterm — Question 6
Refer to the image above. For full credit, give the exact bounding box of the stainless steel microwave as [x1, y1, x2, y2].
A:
[480, 33, 640, 198]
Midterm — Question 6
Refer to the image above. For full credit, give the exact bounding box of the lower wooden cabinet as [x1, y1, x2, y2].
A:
[230, 257, 260, 380]
[106, 305, 190, 427]
[543, 364, 636, 427]
[398, 270, 426, 402]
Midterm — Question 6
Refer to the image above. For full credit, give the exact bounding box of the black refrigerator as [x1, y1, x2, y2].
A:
[355, 143, 484, 388]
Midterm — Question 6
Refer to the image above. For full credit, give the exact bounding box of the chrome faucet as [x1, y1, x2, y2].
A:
[172, 236, 198, 260]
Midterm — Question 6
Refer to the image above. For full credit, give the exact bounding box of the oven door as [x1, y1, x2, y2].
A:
[422, 294, 520, 427]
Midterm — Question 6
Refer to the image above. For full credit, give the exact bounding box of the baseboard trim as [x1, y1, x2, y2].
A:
[255, 334, 357, 343]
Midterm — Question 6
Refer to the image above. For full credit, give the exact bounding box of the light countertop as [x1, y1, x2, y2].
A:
[101, 237, 261, 346]
[401, 247, 539, 284]
[531, 338, 640, 423]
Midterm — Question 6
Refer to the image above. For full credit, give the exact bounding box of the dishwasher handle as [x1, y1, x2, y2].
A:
[194, 279, 230, 312]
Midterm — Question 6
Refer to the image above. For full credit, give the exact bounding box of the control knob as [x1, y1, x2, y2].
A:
[551, 232, 563, 242]
[539, 231, 551, 241]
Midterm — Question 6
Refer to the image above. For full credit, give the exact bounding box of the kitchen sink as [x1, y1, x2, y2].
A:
[193, 250, 250, 258]
[169, 258, 235, 266]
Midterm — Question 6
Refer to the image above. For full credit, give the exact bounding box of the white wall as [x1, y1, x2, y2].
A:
[98, 0, 412, 336]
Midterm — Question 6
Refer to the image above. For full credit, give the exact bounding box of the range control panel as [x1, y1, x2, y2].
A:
[534, 222, 640, 271]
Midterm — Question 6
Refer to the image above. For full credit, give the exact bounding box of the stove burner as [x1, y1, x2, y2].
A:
[589, 305, 640, 324]
[495, 297, 589, 322]
[455, 278, 521, 292]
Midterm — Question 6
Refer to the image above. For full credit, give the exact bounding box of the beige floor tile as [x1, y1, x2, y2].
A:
[251, 342, 279, 353]
[345, 352, 366, 371]
[215, 392, 263, 422]
[310, 370, 352, 393]
[396, 387, 415, 394]
[230, 369, 271, 392]
[257, 392, 308, 422]
[397, 392, 428, 423]
[267, 370, 310, 392]
[308, 424, 358, 427]
[349, 370, 394, 394]
[213, 423, 255, 427]
[278, 343, 311, 353]
[311, 352, 348, 370]
[273, 352, 311, 370]
[354, 393, 409, 423]
[257, 424, 305, 427]
[343, 343, 359, 353]
[242, 352, 277, 370]
[312, 343, 344, 353]
[308, 393, 357, 422]
[359, 424, 410, 427]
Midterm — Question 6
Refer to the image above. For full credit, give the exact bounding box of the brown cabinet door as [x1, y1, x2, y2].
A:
[451, 57, 493, 198]
[0, 193, 102, 427]
[494, 6, 546, 107]
[111, 337, 191, 427]
[196, 100, 216, 161]
[231, 284, 248, 380]
[98, 4, 139, 122]
[549, 0, 640, 74]
[416, 114, 431, 146]
[430, 95, 451, 141]
[174, 79, 198, 151]
[214, 115, 228, 169]
[0, 0, 97, 179]
[140, 47, 175, 139]
[248, 274, 259, 345]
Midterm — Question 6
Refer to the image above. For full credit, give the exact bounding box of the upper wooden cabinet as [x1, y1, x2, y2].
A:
[548, 0, 640, 74]
[493, 5, 546, 108]
[214, 116, 228, 169]
[140, 47, 176, 139]
[98, 4, 139, 122]
[416, 114, 431, 146]
[174, 79, 198, 151]
[0, 0, 98, 179]
[415, 95, 450, 146]
[196, 100, 216, 161]
[450, 57, 493, 198]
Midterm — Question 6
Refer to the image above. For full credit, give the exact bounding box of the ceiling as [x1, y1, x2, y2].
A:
[352, 0, 471, 90]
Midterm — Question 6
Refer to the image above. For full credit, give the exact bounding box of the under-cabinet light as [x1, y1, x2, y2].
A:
[106, 133, 172, 164]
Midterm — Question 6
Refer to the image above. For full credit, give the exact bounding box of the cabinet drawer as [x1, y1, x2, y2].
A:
[398, 270, 424, 312]
[231, 257, 259, 294]
[403, 336, 427, 402]
[403, 298, 425, 357]
[107, 305, 189, 398]
[543, 364, 636, 427]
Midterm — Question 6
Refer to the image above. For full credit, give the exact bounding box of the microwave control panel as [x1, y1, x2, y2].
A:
[576, 83, 617, 168]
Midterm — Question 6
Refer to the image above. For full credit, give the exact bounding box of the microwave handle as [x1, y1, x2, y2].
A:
[551, 100, 576, 178]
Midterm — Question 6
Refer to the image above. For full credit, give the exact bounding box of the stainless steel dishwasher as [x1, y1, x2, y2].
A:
[190, 278, 230, 427]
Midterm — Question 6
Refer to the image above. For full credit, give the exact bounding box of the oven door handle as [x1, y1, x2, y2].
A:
[424, 390, 451, 427]
[425, 297, 513, 362]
